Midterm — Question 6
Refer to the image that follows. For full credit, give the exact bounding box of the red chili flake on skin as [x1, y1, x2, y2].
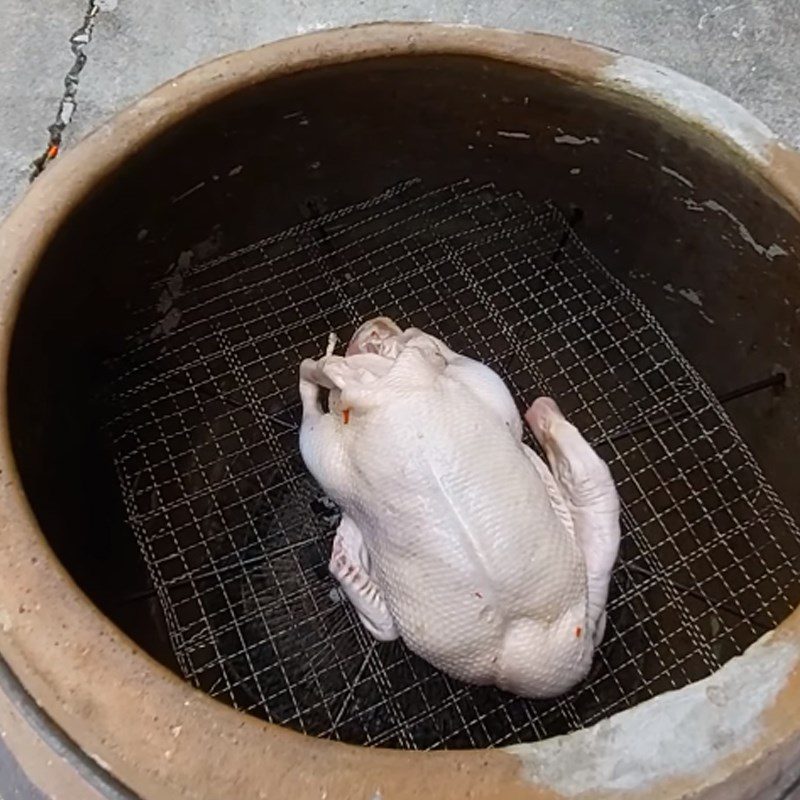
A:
[575, 626, 582, 638]
[342, 408, 350, 424]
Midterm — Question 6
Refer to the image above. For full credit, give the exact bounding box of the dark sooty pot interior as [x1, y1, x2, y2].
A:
[8, 55, 800, 740]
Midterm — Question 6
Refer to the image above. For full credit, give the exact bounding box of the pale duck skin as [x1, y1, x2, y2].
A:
[298, 317, 620, 698]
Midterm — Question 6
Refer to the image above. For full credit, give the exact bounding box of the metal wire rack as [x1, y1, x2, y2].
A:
[101, 179, 800, 749]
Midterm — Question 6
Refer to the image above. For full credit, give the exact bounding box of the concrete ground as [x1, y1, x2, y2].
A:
[0, 742, 45, 800]
[0, 0, 799, 796]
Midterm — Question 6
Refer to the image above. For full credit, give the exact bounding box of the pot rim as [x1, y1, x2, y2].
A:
[1, 21, 800, 800]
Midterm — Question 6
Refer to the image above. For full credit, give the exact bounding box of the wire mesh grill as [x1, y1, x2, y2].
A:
[101, 179, 800, 749]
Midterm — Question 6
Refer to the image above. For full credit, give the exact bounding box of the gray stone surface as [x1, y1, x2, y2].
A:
[0, 1, 798, 797]
[0, 734, 47, 800]
[0, 0, 84, 219]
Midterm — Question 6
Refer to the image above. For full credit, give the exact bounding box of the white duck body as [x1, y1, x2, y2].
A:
[298, 318, 619, 698]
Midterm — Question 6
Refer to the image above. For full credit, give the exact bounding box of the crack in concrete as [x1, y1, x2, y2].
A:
[29, 0, 104, 180]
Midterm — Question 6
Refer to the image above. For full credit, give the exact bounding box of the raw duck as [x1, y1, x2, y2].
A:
[298, 318, 620, 698]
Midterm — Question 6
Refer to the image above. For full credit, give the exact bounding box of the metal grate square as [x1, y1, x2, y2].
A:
[101, 179, 800, 748]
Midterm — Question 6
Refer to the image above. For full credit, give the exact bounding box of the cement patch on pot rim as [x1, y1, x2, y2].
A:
[510, 632, 799, 795]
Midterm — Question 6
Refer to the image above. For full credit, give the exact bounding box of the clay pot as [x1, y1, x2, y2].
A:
[1, 24, 800, 800]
